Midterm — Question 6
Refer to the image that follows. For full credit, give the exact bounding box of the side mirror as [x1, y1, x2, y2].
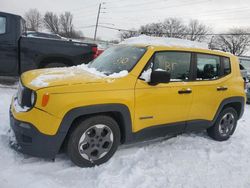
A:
[149, 70, 171, 85]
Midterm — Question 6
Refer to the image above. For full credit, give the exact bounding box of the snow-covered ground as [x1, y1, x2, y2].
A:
[0, 86, 250, 188]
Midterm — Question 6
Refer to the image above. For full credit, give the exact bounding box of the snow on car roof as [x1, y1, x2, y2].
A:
[120, 35, 208, 49]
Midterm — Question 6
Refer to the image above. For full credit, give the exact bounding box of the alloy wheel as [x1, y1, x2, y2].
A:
[78, 124, 114, 162]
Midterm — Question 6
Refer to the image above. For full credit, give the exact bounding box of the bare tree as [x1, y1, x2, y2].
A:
[24, 9, 43, 31]
[139, 23, 164, 37]
[43, 12, 60, 34]
[59, 12, 74, 37]
[119, 18, 212, 42]
[119, 18, 187, 40]
[119, 30, 138, 40]
[210, 28, 250, 56]
[161, 18, 187, 38]
[186, 19, 210, 42]
[71, 30, 84, 39]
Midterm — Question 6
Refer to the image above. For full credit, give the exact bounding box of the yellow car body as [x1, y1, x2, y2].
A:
[10, 45, 246, 160]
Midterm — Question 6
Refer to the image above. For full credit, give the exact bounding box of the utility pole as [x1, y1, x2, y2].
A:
[94, 3, 102, 41]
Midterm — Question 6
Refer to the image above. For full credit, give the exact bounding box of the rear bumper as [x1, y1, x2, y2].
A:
[9, 110, 64, 159]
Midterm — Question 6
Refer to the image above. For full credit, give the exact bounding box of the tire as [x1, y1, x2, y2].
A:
[207, 107, 238, 141]
[67, 115, 120, 167]
[44, 62, 68, 68]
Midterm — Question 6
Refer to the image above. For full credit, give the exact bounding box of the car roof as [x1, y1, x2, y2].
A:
[0, 11, 21, 18]
[120, 43, 235, 58]
[120, 35, 235, 58]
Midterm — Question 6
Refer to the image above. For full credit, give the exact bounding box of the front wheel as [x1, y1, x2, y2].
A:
[67, 116, 120, 167]
[207, 107, 238, 141]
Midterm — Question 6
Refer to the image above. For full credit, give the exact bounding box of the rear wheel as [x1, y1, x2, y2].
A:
[67, 116, 120, 167]
[207, 107, 238, 141]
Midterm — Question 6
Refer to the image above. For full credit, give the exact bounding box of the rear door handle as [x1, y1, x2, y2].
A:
[178, 88, 192, 94]
[217, 86, 228, 91]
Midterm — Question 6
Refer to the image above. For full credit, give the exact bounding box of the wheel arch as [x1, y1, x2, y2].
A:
[213, 96, 245, 123]
[56, 104, 133, 153]
[39, 56, 74, 68]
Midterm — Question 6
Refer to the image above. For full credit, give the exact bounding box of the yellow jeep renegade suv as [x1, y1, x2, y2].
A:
[10, 44, 245, 167]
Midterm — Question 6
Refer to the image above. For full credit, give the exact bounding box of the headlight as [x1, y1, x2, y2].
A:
[31, 91, 36, 106]
[16, 81, 36, 110]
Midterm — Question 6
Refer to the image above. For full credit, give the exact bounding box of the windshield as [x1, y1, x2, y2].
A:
[240, 59, 250, 70]
[89, 46, 146, 75]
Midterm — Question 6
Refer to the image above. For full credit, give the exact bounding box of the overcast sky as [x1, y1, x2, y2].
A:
[1, 0, 250, 40]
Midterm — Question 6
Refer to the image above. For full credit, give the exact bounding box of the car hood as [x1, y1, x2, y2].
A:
[21, 66, 126, 91]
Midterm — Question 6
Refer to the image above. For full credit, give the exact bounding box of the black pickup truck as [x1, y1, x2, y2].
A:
[0, 12, 97, 76]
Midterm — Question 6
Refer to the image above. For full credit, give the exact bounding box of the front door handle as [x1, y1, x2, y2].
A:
[217, 86, 228, 91]
[178, 88, 192, 94]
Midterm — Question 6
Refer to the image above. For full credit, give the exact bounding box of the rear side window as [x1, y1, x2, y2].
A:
[222, 57, 231, 76]
[196, 54, 220, 80]
[153, 51, 191, 81]
[0, 16, 6, 34]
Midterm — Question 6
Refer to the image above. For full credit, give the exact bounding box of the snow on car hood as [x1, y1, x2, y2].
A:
[21, 64, 128, 90]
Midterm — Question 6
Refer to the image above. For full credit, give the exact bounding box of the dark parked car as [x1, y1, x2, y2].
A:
[0, 12, 97, 76]
[26, 31, 67, 40]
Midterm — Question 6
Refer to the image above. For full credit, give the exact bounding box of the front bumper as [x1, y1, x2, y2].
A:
[9, 110, 64, 159]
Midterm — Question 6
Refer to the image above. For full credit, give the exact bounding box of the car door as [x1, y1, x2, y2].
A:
[0, 14, 19, 75]
[134, 51, 193, 133]
[186, 53, 230, 130]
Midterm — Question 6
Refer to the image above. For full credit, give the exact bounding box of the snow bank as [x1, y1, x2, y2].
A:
[30, 64, 129, 88]
[121, 35, 208, 49]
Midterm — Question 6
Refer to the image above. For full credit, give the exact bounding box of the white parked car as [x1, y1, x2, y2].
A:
[239, 56, 250, 81]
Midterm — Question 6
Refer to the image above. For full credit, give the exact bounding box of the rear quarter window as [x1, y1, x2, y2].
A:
[222, 57, 231, 76]
[0, 16, 6, 34]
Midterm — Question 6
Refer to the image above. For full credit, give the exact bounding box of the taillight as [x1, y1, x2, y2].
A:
[92, 46, 98, 58]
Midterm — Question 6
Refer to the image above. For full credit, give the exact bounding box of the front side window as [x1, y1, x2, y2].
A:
[196, 54, 220, 80]
[89, 46, 146, 75]
[153, 52, 191, 81]
[140, 51, 191, 82]
[0, 17, 6, 34]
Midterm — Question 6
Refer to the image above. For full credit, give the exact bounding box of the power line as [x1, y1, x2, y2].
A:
[98, 25, 250, 36]
[98, 6, 250, 31]
[105, 0, 166, 9]
[77, 25, 96, 29]
[105, 0, 208, 14]
[69, 2, 100, 12]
